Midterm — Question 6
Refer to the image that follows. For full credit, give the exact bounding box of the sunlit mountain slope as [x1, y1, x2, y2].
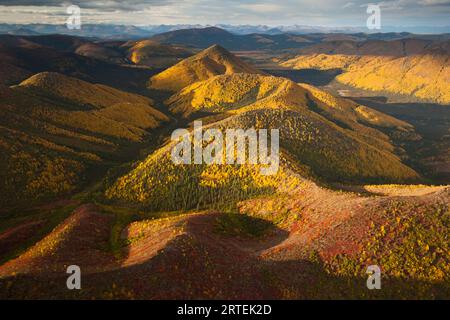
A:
[281, 39, 450, 104]
[0, 72, 168, 208]
[148, 44, 263, 92]
[107, 73, 419, 212]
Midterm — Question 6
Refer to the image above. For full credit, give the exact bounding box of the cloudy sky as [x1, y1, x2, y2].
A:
[0, 0, 449, 26]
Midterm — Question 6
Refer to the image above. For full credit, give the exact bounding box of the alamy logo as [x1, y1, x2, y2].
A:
[367, 4, 381, 30]
[171, 121, 280, 175]
[66, 5, 81, 30]
[366, 265, 381, 290]
[66, 265, 81, 290]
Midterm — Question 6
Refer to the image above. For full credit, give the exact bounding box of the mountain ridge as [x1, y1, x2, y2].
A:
[282, 39, 450, 104]
[0, 72, 169, 208]
[148, 44, 263, 92]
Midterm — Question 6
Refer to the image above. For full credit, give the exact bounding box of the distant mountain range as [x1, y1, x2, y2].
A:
[0, 24, 153, 39]
[148, 27, 450, 50]
[1, 23, 450, 39]
[2, 30, 449, 104]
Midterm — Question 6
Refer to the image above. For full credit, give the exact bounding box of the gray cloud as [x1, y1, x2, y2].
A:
[0, 0, 175, 11]
[0, 0, 449, 26]
[420, 0, 450, 6]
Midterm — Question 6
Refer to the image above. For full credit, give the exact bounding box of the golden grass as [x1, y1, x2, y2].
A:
[282, 53, 450, 104]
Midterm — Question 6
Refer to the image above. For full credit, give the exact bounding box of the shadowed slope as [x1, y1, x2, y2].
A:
[0, 73, 169, 208]
[281, 40, 450, 104]
[0, 204, 116, 277]
[122, 39, 192, 68]
[168, 73, 413, 129]
[239, 183, 450, 299]
[106, 74, 419, 212]
[74, 42, 125, 64]
[18, 72, 156, 110]
[167, 73, 414, 152]
[294, 38, 447, 57]
[0, 37, 156, 94]
[0, 184, 448, 299]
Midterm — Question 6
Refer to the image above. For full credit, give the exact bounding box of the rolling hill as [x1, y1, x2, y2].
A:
[149, 27, 318, 50]
[148, 44, 263, 92]
[0, 34, 194, 70]
[1, 183, 447, 299]
[0, 35, 160, 93]
[168, 72, 412, 128]
[19, 34, 91, 52]
[108, 71, 419, 212]
[19, 72, 156, 110]
[292, 38, 445, 56]
[0, 30, 448, 301]
[74, 42, 126, 64]
[0, 72, 168, 208]
[121, 39, 192, 68]
[148, 27, 238, 48]
[281, 39, 450, 104]
[167, 73, 413, 150]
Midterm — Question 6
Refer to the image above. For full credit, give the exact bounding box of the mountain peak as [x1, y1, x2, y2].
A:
[18, 71, 156, 110]
[149, 27, 236, 49]
[19, 71, 72, 88]
[148, 43, 262, 92]
[202, 44, 230, 55]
